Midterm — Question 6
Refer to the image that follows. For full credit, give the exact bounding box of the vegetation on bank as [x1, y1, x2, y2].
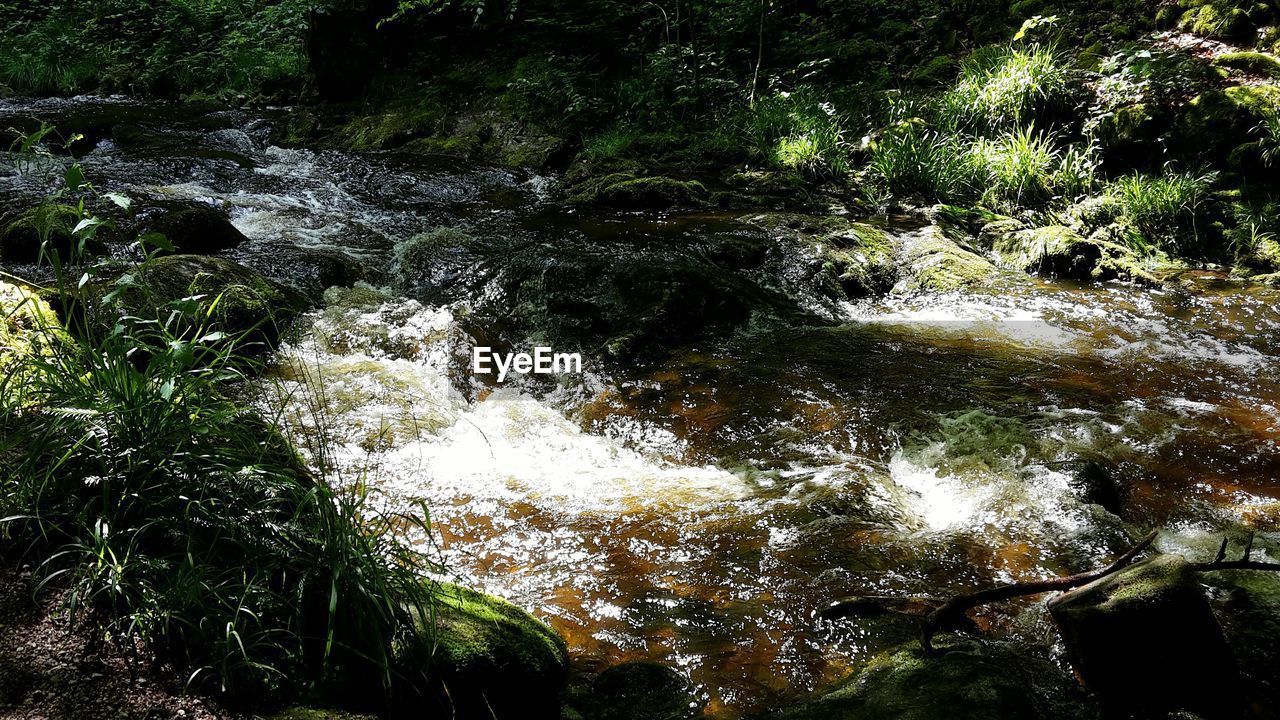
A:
[0, 132, 567, 717]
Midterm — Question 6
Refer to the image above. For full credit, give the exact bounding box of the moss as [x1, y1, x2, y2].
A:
[1236, 233, 1280, 275]
[568, 175, 709, 209]
[1213, 51, 1280, 78]
[897, 226, 996, 292]
[0, 281, 71, 387]
[991, 225, 1155, 283]
[343, 105, 442, 150]
[398, 582, 568, 719]
[771, 640, 1093, 720]
[815, 223, 899, 299]
[1179, 3, 1253, 41]
[1178, 84, 1280, 156]
[0, 204, 105, 264]
[1095, 103, 1158, 152]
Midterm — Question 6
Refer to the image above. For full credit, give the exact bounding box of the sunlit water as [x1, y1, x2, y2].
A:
[4, 98, 1280, 716]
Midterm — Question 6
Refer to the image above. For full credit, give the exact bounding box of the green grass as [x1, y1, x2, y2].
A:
[741, 87, 851, 178]
[1114, 170, 1217, 252]
[971, 127, 1097, 212]
[938, 43, 1079, 136]
[0, 141, 439, 708]
[868, 117, 980, 202]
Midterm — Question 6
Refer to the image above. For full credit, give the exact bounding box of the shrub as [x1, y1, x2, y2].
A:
[939, 44, 1079, 136]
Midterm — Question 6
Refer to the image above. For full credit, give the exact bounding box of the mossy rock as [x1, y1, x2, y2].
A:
[0, 281, 71, 387]
[144, 205, 248, 255]
[1179, 2, 1253, 41]
[1094, 103, 1165, 163]
[812, 223, 899, 300]
[894, 225, 996, 292]
[1213, 51, 1280, 79]
[931, 204, 1007, 247]
[393, 226, 479, 300]
[569, 175, 709, 209]
[99, 254, 307, 346]
[768, 640, 1094, 720]
[396, 582, 568, 720]
[991, 225, 1155, 283]
[1178, 85, 1280, 158]
[0, 204, 106, 263]
[1048, 554, 1241, 718]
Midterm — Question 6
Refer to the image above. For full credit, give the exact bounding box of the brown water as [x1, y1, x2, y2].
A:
[4, 97, 1280, 717]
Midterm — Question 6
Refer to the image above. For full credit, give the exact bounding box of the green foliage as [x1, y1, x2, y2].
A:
[743, 87, 849, 178]
[0, 134, 439, 705]
[938, 43, 1079, 136]
[970, 127, 1097, 212]
[1113, 170, 1217, 251]
[868, 118, 978, 201]
[0, 0, 310, 98]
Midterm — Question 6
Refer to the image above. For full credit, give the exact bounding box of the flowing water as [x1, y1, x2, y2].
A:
[4, 97, 1280, 716]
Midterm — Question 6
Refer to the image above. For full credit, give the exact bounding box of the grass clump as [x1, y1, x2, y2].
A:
[0, 137, 439, 709]
[742, 87, 850, 178]
[1113, 170, 1217, 252]
[939, 43, 1080, 136]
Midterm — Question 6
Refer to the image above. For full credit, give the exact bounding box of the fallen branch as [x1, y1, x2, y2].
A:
[919, 530, 1159, 654]
[1193, 532, 1280, 573]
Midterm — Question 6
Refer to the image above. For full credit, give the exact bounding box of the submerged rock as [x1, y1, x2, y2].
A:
[1048, 554, 1241, 719]
[768, 640, 1094, 720]
[397, 582, 569, 720]
[566, 661, 705, 720]
[144, 205, 248, 255]
[0, 204, 105, 263]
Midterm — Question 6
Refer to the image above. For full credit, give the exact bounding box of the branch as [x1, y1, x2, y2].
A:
[920, 530, 1158, 654]
[1193, 532, 1280, 573]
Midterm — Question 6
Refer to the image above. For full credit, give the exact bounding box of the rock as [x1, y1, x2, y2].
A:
[1070, 460, 1124, 514]
[809, 223, 899, 300]
[931, 205, 1007, 247]
[568, 175, 709, 209]
[768, 640, 1094, 720]
[0, 281, 70, 386]
[990, 225, 1153, 283]
[498, 131, 567, 169]
[1213, 51, 1280, 79]
[894, 225, 996, 292]
[1179, 2, 1253, 41]
[1094, 103, 1165, 166]
[1048, 554, 1241, 719]
[394, 226, 479, 300]
[1178, 85, 1280, 161]
[98, 254, 307, 346]
[570, 661, 704, 720]
[0, 204, 105, 263]
[145, 205, 248, 255]
[397, 582, 568, 720]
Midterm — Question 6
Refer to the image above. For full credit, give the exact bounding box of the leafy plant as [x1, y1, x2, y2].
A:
[1113, 170, 1217, 251]
[938, 43, 1079, 136]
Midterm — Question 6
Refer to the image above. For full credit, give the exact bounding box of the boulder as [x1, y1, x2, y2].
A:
[394, 226, 479, 300]
[808, 222, 899, 301]
[1048, 554, 1241, 719]
[1179, 2, 1254, 41]
[145, 205, 249, 255]
[0, 204, 105, 263]
[1235, 233, 1280, 276]
[568, 175, 709, 209]
[990, 225, 1153, 283]
[893, 225, 996, 292]
[1213, 51, 1280, 79]
[98, 254, 307, 346]
[396, 582, 569, 720]
[768, 640, 1094, 720]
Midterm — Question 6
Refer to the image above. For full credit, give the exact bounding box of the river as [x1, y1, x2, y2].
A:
[3, 96, 1279, 717]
